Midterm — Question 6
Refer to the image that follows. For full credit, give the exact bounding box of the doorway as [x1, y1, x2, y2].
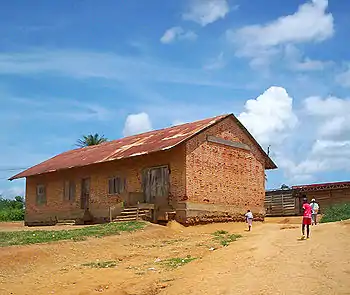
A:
[142, 166, 169, 206]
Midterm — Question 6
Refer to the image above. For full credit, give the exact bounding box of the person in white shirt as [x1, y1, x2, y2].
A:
[310, 198, 319, 225]
[245, 210, 253, 231]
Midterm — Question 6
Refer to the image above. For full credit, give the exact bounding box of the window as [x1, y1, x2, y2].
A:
[64, 180, 76, 202]
[36, 184, 46, 205]
[108, 177, 126, 194]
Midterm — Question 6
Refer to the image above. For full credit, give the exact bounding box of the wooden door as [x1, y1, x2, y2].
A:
[142, 166, 169, 205]
[80, 178, 90, 210]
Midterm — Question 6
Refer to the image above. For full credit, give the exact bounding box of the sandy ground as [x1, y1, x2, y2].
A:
[0, 217, 349, 295]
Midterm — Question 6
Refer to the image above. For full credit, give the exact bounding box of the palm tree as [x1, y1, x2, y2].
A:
[76, 133, 108, 147]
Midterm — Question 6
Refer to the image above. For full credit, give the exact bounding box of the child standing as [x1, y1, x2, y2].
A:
[301, 198, 312, 239]
[245, 210, 253, 231]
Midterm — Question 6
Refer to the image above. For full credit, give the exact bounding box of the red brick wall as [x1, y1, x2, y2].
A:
[25, 146, 185, 224]
[185, 116, 266, 215]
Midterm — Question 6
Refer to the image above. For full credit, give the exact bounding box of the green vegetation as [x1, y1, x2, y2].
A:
[159, 256, 197, 269]
[0, 221, 145, 247]
[82, 260, 118, 268]
[321, 203, 350, 223]
[212, 230, 242, 247]
[76, 133, 108, 147]
[0, 196, 25, 221]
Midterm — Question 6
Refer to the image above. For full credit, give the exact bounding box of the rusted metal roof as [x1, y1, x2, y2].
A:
[9, 114, 276, 180]
[292, 181, 350, 192]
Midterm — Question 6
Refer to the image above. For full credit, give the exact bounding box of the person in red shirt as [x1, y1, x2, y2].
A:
[301, 197, 312, 239]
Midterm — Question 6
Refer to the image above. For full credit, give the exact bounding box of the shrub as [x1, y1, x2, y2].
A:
[320, 203, 350, 223]
[0, 208, 24, 221]
[0, 196, 25, 221]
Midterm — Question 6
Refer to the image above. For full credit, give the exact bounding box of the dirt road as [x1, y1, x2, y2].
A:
[0, 219, 349, 295]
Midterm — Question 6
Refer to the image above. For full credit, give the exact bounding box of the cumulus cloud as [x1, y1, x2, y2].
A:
[123, 112, 153, 136]
[183, 0, 230, 26]
[160, 27, 197, 44]
[228, 0, 334, 67]
[303, 96, 350, 139]
[238, 86, 297, 146]
[279, 95, 350, 182]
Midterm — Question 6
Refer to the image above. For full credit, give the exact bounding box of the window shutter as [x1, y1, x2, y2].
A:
[115, 177, 120, 194]
[123, 178, 126, 193]
[64, 181, 69, 201]
[69, 181, 75, 201]
[37, 184, 46, 205]
[108, 178, 114, 194]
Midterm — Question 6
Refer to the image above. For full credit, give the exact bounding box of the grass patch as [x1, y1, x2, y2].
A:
[0, 221, 145, 247]
[212, 230, 242, 247]
[158, 256, 197, 269]
[82, 260, 118, 268]
[213, 230, 228, 235]
[321, 203, 350, 223]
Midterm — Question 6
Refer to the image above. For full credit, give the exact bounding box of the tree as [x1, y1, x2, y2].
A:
[76, 133, 108, 148]
[281, 184, 290, 190]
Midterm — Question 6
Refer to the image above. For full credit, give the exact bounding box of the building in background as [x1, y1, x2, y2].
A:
[265, 181, 350, 216]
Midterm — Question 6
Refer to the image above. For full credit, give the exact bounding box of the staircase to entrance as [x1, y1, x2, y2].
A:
[113, 206, 151, 222]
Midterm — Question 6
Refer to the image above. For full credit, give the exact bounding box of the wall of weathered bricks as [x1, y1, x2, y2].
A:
[25, 146, 185, 225]
[182, 116, 266, 224]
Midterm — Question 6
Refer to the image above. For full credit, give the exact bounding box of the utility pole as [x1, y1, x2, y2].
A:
[267, 145, 271, 157]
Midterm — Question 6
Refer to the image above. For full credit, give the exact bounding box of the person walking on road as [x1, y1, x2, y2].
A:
[301, 198, 312, 239]
[245, 210, 253, 231]
[310, 198, 319, 225]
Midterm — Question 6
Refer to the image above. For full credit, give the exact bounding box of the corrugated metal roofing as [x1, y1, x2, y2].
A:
[9, 114, 276, 180]
[292, 181, 350, 191]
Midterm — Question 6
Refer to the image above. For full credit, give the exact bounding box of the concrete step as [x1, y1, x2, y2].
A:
[113, 217, 138, 222]
[120, 210, 149, 215]
[117, 213, 147, 219]
[122, 207, 138, 211]
[56, 220, 76, 225]
[113, 213, 148, 222]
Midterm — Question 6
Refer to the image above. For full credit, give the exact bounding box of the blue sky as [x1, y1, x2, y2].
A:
[1, 0, 350, 197]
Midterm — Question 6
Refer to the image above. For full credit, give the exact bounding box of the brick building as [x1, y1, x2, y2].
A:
[10, 114, 276, 226]
[265, 181, 350, 216]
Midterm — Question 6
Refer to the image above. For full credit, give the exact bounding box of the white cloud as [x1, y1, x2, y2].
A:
[238, 86, 297, 146]
[303, 96, 350, 140]
[160, 27, 197, 44]
[293, 58, 327, 71]
[304, 96, 350, 117]
[284, 44, 331, 71]
[123, 112, 153, 137]
[3, 95, 113, 122]
[0, 49, 235, 88]
[279, 95, 350, 181]
[282, 140, 350, 181]
[203, 52, 226, 70]
[0, 186, 25, 198]
[336, 65, 350, 88]
[183, 0, 230, 26]
[228, 0, 334, 67]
